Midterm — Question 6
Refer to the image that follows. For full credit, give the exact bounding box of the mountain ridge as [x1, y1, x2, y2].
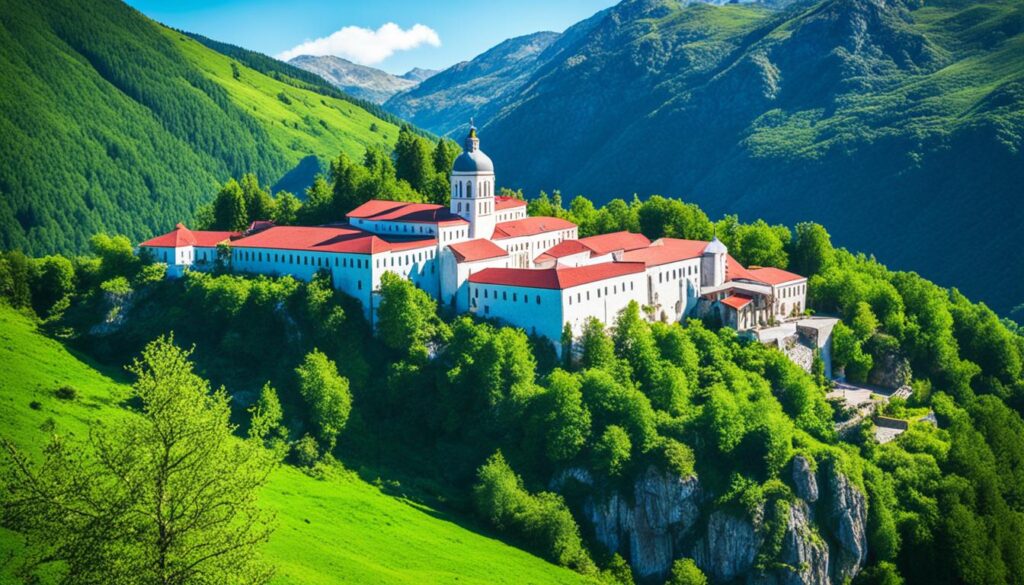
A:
[384, 0, 1024, 316]
[288, 54, 437, 104]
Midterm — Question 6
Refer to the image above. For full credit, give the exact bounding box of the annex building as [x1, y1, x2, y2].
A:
[141, 126, 807, 352]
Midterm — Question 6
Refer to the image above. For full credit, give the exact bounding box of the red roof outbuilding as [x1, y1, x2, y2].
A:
[720, 294, 754, 310]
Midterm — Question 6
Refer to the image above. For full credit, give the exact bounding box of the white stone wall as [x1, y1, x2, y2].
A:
[468, 283, 564, 343]
[495, 228, 579, 269]
[646, 259, 702, 322]
[772, 281, 807, 319]
[350, 217, 445, 238]
[494, 206, 527, 224]
[371, 247, 442, 298]
[561, 273, 647, 338]
[441, 251, 512, 311]
[231, 247, 375, 318]
[438, 224, 472, 246]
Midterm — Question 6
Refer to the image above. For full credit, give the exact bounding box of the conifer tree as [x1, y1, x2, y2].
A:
[394, 125, 433, 194]
[329, 151, 370, 214]
[213, 178, 248, 232]
[240, 173, 275, 223]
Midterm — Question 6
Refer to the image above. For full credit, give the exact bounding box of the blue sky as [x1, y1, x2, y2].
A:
[125, 0, 617, 74]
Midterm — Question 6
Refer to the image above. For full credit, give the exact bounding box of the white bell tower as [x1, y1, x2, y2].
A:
[449, 121, 496, 240]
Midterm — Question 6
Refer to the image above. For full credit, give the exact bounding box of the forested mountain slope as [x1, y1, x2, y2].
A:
[395, 0, 1024, 316]
[0, 0, 402, 256]
[385, 31, 564, 135]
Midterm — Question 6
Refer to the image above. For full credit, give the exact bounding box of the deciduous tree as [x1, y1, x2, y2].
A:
[295, 349, 352, 450]
[0, 336, 277, 585]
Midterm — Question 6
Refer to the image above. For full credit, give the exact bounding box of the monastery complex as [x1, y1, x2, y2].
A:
[141, 126, 809, 353]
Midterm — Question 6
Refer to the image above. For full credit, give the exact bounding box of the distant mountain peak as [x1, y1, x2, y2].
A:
[288, 55, 436, 104]
[401, 67, 439, 83]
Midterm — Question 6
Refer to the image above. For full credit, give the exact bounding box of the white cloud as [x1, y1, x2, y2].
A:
[276, 23, 441, 64]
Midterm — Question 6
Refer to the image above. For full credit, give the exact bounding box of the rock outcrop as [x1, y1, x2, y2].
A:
[692, 510, 760, 582]
[581, 466, 703, 580]
[575, 457, 868, 584]
[749, 501, 829, 585]
[791, 456, 819, 503]
[823, 461, 868, 583]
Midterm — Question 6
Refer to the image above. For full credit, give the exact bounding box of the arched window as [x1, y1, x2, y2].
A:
[467, 182, 472, 197]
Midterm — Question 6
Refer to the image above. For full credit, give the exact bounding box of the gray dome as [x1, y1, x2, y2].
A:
[453, 149, 494, 173]
[452, 124, 494, 173]
[704, 237, 727, 255]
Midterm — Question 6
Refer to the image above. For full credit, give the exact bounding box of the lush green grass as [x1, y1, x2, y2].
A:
[164, 27, 399, 166]
[0, 306, 591, 585]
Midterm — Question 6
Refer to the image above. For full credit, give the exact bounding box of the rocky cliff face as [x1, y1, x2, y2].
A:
[580, 466, 704, 578]
[572, 456, 868, 583]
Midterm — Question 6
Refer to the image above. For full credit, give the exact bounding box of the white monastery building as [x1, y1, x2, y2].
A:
[141, 125, 807, 352]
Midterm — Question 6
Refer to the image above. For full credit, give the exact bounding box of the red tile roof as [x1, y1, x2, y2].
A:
[534, 231, 653, 264]
[720, 294, 753, 310]
[230, 225, 434, 255]
[745, 266, 805, 286]
[620, 238, 707, 267]
[346, 199, 467, 225]
[468, 262, 646, 290]
[492, 217, 577, 240]
[726, 255, 756, 282]
[495, 196, 527, 210]
[534, 240, 592, 263]
[140, 224, 238, 248]
[578, 231, 651, 256]
[449, 239, 508, 263]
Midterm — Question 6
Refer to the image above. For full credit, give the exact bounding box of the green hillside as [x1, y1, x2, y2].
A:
[0, 0, 401, 257]
[0, 306, 591, 585]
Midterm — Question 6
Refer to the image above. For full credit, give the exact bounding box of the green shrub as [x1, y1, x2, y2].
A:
[292, 434, 319, 468]
[473, 452, 594, 573]
[660, 439, 696, 478]
[54, 385, 78, 401]
[667, 558, 707, 585]
[594, 425, 632, 476]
